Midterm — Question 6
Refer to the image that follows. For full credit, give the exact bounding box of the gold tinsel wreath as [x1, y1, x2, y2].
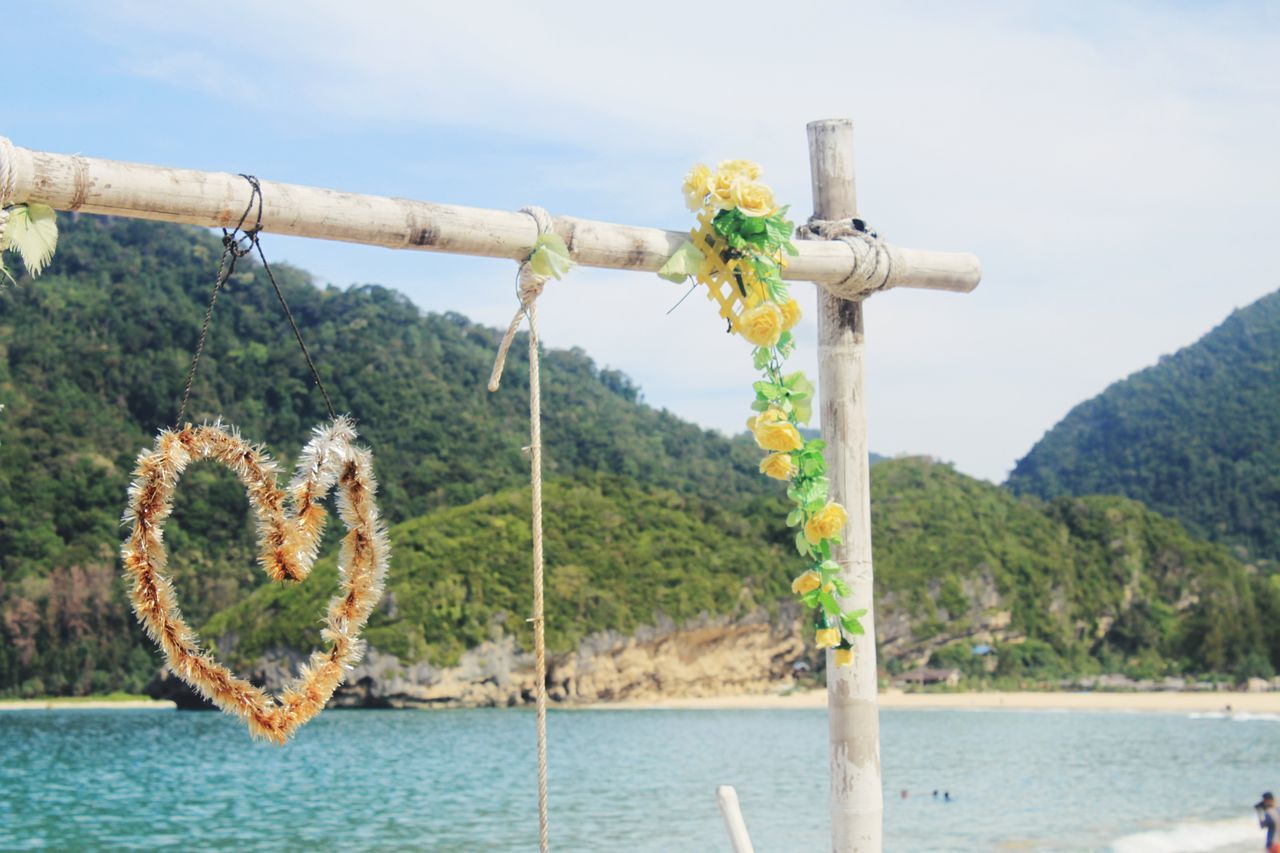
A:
[121, 417, 389, 744]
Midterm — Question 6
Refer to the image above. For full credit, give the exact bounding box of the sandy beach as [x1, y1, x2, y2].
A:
[0, 698, 176, 711]
[583, 688, 1280, 714]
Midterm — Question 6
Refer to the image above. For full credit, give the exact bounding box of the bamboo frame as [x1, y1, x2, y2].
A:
[808, 119, 884, 852]
[0, 124, 981, 851]
[0, 138, 981, 298]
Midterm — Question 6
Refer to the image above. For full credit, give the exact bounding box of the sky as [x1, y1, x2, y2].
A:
[5, 1, 1278, 482]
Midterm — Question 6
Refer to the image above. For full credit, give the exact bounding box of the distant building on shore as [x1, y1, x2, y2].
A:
[894, 667, 962, 689]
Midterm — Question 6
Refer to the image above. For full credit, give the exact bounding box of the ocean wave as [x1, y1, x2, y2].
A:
[1188, 711, 1280, 722]
[1109, 816, 1257, 852]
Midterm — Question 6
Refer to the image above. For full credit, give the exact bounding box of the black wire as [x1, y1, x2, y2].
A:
[176, 175, 337, 425]
[252, 234, 337, 420]
[175, 183, 261, 425]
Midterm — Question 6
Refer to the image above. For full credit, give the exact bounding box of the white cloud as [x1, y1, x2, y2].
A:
[80, 0, 1280, 480]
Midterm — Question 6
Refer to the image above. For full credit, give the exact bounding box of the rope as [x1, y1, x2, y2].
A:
[177, 175, 336, 425]
[798, 216, 894, 300]
[487, 204, 554, 853]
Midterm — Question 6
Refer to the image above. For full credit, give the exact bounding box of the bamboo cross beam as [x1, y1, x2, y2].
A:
[0, 138, 981, 297]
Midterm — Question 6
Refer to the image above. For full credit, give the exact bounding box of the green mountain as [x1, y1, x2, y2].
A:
[873, 459, 1278, 680]
[1, 217, 1275, 698]
[204, 456, 1280, 689]
[0, 216, 771, 695]
[1007, 290, 1280, 565]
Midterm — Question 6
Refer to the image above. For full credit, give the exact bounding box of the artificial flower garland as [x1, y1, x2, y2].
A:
[661, 160, 866, 665]
[121, 417, 389, 743]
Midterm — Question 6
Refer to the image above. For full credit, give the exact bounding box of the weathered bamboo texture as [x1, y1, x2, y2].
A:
[808, 120, 883, 852]
[715, 785, 755, 853]
[0, 137, 980, 298]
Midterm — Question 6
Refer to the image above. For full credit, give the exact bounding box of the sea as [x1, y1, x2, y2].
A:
[0, 706, 1273, 851]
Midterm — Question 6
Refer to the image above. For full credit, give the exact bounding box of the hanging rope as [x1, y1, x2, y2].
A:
[488, 204, 555, 853]
[178, 175, 337, 425]
[798, 216, 894, 300]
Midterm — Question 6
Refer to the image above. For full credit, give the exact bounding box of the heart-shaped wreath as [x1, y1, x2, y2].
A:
[121, 417, 389, 743]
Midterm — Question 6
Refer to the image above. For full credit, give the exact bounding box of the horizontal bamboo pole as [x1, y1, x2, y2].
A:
[0, 138, 981, 296]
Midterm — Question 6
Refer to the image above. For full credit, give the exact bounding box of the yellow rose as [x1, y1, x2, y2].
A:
[815, 627, 841, 649]
[759, 452, 795, 481]
[834, 647, 854, 667]
[730, 179, 776, 218]
[738, 302, 784, 347]
[779, 298, 802, 331]
[707, 169, 737, 210]
[747, 408, 803, 452]
[804, 502, 848, 544]
[791, 570, 821, 595]
[717, 159, 762, 180]
[682, 163, 711, 211]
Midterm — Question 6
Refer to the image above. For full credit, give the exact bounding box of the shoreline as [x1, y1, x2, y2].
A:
[3, 690, 1277, 715]
[577, 688, 1280, 714]
[0, 698, 176, 711]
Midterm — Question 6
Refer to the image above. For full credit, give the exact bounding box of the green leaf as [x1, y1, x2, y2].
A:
[657, 240, 705, 283]
[819, 591, 841, 617]
[806, 438, 827, 452]
[4, 204, 58, 277]
[800, 589, 821, 608]
[752, 348, 772, 370]
[750, 399, 770, 413]
[753, 381, 783, 398]
[528, 233, 573, 280]
[785, 508, 803, 527]
[792, 398, 813, 426]
[794, 530, 812, 556]
[783, 371, 814, 396]
[841, 612, 866, 636]
[832, 578, 851, 597]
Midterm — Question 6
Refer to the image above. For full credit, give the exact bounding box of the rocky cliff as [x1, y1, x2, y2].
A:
[149, 608, 809, 710]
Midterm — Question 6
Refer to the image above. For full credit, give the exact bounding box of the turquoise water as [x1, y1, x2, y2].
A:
[0, 707, 1273, 851]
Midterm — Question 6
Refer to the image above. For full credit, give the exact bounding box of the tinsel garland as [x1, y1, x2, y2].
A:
[121, 417, 389, 743]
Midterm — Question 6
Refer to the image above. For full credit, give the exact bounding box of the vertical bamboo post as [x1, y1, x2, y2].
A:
[808, 119, 883, 852]
[715, 785, 756, 853]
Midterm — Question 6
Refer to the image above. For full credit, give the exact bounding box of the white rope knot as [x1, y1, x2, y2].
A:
[798, 216, 894, 300]
[0, 137, 17, 248]
[488, 205, 555, 392]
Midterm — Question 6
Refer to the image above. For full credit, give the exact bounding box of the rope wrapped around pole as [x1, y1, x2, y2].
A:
[487, 204, 554, 853]
[797, 216, 894, 300]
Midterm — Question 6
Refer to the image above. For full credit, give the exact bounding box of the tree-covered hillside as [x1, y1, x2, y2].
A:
[204, 457, 1280, 689]
[1007, 290, 1280, 565]
[874, 459, 1279, 680]
[2, 216, 1275, 698]
[0, 216, 771, 695]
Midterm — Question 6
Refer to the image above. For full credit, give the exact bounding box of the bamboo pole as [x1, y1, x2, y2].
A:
[715, 786, 756, 853]
[807, 119, 883, 852]
[0, 137, 981, 297]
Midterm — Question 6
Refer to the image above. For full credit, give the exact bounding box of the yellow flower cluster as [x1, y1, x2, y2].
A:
[804, 502, 848, 545]
[683, 160, 777, 217]
[738, 297, 802, 347]
[679, 156, 862, 668]
[747, 408, 803, 452]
